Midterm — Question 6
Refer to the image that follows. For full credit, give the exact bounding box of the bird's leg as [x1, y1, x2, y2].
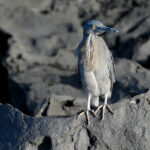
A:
[102, 93, 108, 120]
[77, 94, 94, 124]
[94, 93, 113, 120]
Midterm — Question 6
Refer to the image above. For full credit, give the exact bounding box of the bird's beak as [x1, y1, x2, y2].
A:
[96, 25, 119, 33]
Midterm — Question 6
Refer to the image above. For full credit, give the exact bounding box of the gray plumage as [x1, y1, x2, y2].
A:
[76, 20, 118, 121]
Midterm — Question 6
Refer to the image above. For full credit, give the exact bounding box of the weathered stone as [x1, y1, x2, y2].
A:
[0, 90, 150, 150]
[0, 0, 150, 149]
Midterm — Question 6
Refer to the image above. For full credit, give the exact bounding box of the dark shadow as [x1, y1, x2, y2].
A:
[139, 30, 150, 40]
[0, 29, 12, 58]
[65, 23, 77, 32]
[8, 78, 28, 115]
[111, 81, 124, 103]
[137, 55, 150, 69]
[0, 60, 28, 114]
[111, 78, 148, 103]
[38, 136, 52, 150]
[127, 16, 149, 33]
[0, 29, 12, 103]
[60, 73, 82, 89]
[115, 37, 136, 59]
[0, 61, 11, 104]
[40, 10, 50, 15]
[112, 18, 150, 68]
[64, 100, 74, 107]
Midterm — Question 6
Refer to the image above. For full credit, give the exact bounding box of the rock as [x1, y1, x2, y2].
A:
[0, 0, 150, 114]
[8, 78, 28, 114]
[0, 0, 81, 73]
[0, 90, 150, 150]
[7, 58, 150, 115]
[36, 94, 86, 117]
[103, 6, 150, 68]
[0, 0, 150, 149]
[132, 39, 150, 68]
[112, 58, 150, 103]
[6, 36, 78, 72]
[0, 103, 83, 150]
[1, 0, 150, 73]
[10, 65, 84, 116]
[88, 90, 150, 150]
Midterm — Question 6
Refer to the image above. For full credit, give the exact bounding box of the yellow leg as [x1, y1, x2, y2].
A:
[94, 104, 113, 120]
[77, 111, 85, 119]
[94, 93, 113, 120]
[94, 105, 103, 115]
[77, 109, 95, 125]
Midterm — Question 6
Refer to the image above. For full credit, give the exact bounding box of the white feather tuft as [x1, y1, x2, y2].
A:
[87, 33, 94, 60]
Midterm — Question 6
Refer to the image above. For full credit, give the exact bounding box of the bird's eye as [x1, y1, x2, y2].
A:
[92, 25, 96, 29]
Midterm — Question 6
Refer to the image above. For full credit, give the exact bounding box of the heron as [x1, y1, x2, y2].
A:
[75, 20, 118, 123]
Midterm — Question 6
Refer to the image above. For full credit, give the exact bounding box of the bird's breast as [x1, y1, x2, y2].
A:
[79, 36, 102, 72]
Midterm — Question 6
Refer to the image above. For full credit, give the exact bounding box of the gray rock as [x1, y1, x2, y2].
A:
[103, 5, 150, 67]
[88, 90, 150, 150]
[0, 0, 150, 149]
[1, 0, 149, 73]
[132, 39, 150, 67]
[36, 94, 86, 117]
[0, 103, 83, 150]
[0, 90, 150, 150]
[7, 58, 150, 116]
[10, 65, 84, 116]
[112, 58, 150, 102]
[0, 0, 81, 72]
[0, 0, 150, 115]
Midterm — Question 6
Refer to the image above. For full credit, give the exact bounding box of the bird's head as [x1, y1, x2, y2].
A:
[83, 20, 119, 35]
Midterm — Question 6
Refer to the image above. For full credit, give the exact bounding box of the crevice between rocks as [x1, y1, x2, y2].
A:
[86, 128, 97, 150]
[25, 136, 52, 150]
[0, 29, 12, 59]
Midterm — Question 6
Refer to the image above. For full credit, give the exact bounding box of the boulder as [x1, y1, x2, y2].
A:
[0, 90, 150, 150]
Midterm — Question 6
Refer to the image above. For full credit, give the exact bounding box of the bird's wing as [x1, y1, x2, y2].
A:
[95, 37, 115, 92]
[102, 38, 115, 91]
[107, 50, 115, 88]
[74, 41, 84, 56]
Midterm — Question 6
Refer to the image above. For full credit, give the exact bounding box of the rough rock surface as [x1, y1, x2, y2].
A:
[112, 58, 150, 102]
[0, 90, 150, 150]
[9, 58, 150, 116]
[0, 0, 150, 149]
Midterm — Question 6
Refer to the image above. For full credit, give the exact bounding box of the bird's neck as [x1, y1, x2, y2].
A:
[81, 33, 100, 71]
[83, 33, 95, 59]
[83, 32, 94, 40]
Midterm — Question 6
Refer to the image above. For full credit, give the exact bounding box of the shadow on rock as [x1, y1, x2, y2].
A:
[8, 78, 28, 115]
[116, 37, 136, 59]
[0, 61, 11, 104]
[60, 73, 82, 89]
[0, 61, 28, 114]
[0, 29, 12, 58]
[138, 56, 150, 69]
[111, 80, 148, 103]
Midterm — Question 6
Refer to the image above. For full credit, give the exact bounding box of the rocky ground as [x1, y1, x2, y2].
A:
[0, 0, 150, 149]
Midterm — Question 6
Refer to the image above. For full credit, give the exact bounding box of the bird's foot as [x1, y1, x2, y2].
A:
[94, 104, 113, 120]
[77, 109, 95, 124]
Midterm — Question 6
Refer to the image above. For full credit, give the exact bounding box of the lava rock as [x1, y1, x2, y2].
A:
[112, 58, 150, 102]
[0, 90, 150, 150]
[10, 65, 83, 116]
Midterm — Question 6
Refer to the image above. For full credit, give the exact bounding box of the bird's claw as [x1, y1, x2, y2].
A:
[77, 110, 95, 124]
[94, 104, 113, 120]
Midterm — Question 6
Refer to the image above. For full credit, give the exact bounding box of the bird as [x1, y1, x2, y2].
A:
[75, 20, 118, 124]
